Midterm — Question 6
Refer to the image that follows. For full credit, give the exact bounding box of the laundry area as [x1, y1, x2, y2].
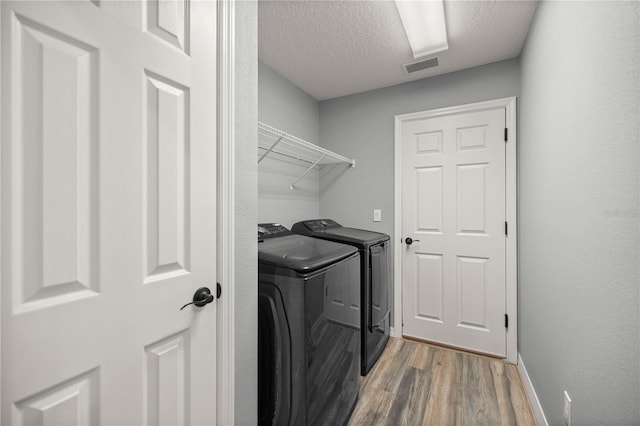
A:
[254, 58, 517, 423]
[254, 1, 639, 425]
[0, 1, 637, 425]
[256, 62, 395, 418]
[255, 0, 515, 419]
[256, 46, 395, 423]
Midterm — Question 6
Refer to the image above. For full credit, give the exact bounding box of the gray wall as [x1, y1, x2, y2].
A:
[258, 61, 321, 228]
[259, 61, 319, 144]
[519, 2, 639, 425]
[234, 1, 257, 424]
[318, 59, 521, 326]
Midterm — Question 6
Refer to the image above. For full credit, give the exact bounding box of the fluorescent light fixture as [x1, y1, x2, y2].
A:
[394, 0, 448, 59]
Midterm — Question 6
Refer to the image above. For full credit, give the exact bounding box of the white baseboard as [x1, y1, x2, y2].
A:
[389, 326, 401, 338]
[518, 354, 548, 426]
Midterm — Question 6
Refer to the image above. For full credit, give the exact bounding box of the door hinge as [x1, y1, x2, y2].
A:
[216, 282, 222, 299]
[505, 221, 508, 236]
[505, 314, 509, 329]
[504, 128, 508, 142]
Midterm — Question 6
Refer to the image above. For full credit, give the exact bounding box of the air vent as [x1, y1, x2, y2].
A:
[403, 57, 439, 74]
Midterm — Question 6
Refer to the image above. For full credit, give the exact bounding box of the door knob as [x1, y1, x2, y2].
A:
[180, 287, 214, 310]
[405, 237, 420, 245]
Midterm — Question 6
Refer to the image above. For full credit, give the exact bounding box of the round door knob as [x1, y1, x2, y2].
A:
[180, 287, 214, 310]
[405, 237, 420, 245]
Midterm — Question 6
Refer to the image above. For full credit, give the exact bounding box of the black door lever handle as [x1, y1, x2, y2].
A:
[180, 287, 214, 310]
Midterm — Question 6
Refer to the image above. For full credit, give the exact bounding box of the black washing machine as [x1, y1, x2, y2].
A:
[291, 219, 390, 376]
[258, 223, 360, 426]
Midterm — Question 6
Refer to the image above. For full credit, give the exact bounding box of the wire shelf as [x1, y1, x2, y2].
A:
[258, 122, 355, 189]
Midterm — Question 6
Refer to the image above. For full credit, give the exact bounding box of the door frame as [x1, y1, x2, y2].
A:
[217, 0, 236, 423]
[392, 97, 518, 364]
[0, 0, 237, 422]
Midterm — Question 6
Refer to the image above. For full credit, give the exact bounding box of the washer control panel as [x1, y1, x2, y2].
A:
[258, 223, 292, 240]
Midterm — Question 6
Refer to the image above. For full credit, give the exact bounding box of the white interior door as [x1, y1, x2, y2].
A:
[401, 107, 506, 357]
[1, 1, 217, 424]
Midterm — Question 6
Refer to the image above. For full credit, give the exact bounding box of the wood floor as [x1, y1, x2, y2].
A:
[348, 338, 536, 426]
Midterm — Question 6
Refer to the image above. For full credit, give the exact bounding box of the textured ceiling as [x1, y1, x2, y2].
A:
[259, 0, 538, 101]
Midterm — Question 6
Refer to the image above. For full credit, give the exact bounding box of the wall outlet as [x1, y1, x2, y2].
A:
[563, 391, 572, 426]
[373, 209, 382, 222]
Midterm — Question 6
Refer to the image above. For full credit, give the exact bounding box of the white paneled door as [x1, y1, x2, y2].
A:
[1, 1, 217, 424]
[401, 107, 507, 357]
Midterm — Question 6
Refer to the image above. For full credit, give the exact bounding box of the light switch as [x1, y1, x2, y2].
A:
[373, 209, 382, 222]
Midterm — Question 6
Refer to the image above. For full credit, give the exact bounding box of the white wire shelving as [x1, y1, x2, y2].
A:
[258, 121, 356, 189]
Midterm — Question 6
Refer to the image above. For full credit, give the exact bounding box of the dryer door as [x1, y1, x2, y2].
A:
[258, 286, 291, 426]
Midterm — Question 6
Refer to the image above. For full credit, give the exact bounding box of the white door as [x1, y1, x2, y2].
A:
[1, 1, 217, 424]
[401, 108, 506, 357]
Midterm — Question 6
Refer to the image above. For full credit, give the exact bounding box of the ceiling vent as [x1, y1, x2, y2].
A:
[403, 57, 439, 74]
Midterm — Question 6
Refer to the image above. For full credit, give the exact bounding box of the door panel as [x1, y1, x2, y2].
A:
[13, 368, 99, 426]
[144, 71, 191, 281]
[1, 1, 217, 424]
[456, 255, 489, 329]
[415, 253, 443, 322]
[401, 108, 506, 357]
[144, 330, 189, 426]
[416, 167, 443, 234]
[10, 11, 100, 314]
[145, 0, 189, 53]
[457, 163, 488, 235]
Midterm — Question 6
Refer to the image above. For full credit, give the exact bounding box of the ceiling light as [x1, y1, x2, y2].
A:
[394, 0, 449, 59]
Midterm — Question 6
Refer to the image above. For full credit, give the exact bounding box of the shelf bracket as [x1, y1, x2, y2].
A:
[258, 136, 283, 164]
[290, 154, 327, 189]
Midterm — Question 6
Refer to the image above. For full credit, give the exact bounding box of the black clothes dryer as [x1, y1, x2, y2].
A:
[291, 219, 390, 376]
[258, 223, 360, 426]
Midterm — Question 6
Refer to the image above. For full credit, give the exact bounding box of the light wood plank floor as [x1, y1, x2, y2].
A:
[348, 338, 536, 426]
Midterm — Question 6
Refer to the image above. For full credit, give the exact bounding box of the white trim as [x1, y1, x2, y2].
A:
[504, 97, 518, 363]
[393, 119, 403, 340]
[216, 0, 235, 424]
[518, 354, 549, 426]
[0, 2, 3, 420]
[393, 97, 518, 363]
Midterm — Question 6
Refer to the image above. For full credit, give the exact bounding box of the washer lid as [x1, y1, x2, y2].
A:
[292, 220, 389, 247]
[322, 227, 389, 246]
[258, 234, 357, 273]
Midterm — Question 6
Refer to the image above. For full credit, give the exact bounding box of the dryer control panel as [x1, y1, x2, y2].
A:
[299, 219, 341, 232]
[258, 223, 292, 240]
